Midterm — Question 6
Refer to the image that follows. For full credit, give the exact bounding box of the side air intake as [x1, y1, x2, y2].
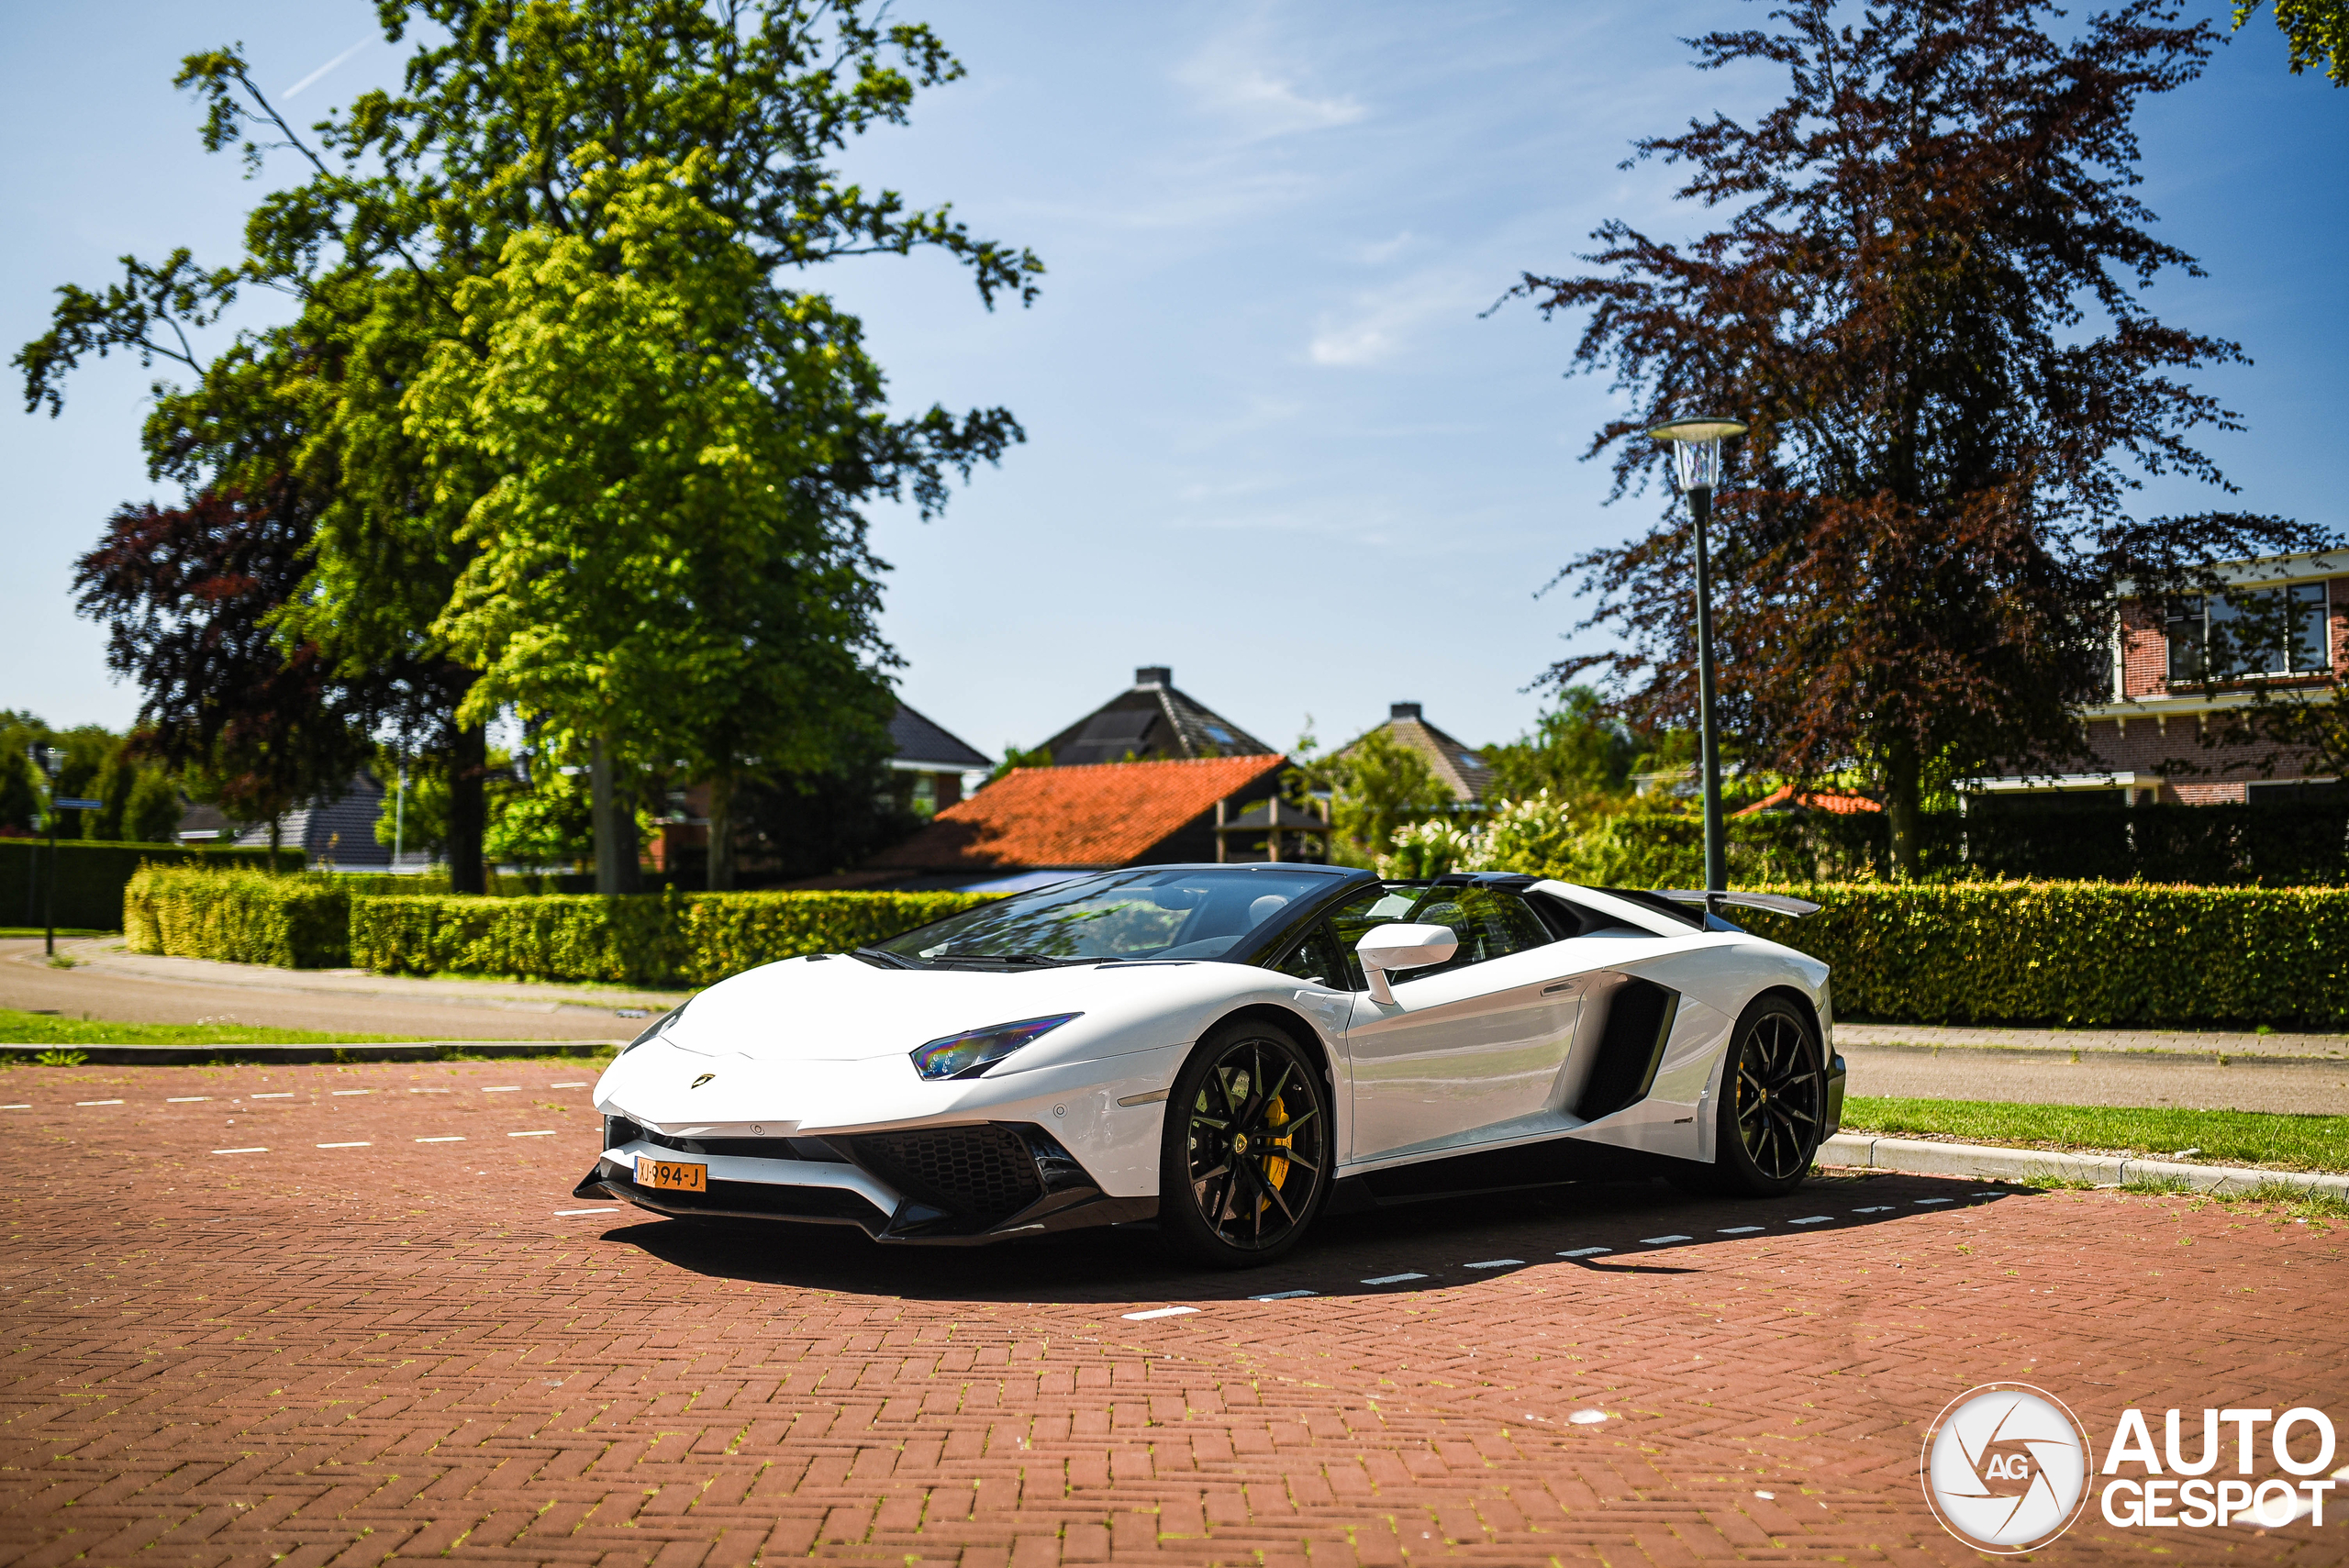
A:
[1575, 975, 1680, 1121]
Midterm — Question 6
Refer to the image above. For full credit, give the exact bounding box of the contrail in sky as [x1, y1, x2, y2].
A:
[283, 37, 371, 99]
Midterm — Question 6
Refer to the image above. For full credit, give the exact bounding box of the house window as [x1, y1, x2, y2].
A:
[2165, 584, 2332, 684]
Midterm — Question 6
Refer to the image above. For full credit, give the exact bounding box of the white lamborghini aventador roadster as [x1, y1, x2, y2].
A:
[577, 863, 1844, 1267]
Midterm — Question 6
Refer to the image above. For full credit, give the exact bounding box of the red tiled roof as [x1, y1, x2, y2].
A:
[863, 754, 1289, 872]
[1732, 784, 1884, 817]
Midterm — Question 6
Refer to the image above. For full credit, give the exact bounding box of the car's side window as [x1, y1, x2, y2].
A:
[1269, 923, 1345, 988]
[1399, 886, 1555, 979]
[1326, 885, 1418, 990]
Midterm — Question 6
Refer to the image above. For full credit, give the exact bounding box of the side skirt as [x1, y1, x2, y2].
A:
[1338, 1133, 1706, 1207]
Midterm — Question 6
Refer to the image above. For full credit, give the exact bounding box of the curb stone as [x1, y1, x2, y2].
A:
[1820, 1131, 2349, 1198]
[0, 1040, 619, 1065]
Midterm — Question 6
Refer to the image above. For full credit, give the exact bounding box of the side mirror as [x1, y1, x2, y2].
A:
[1355, 922, 1458, 1004]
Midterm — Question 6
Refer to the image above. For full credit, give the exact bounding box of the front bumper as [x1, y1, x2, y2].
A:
[574, 1116, 1155, 1244]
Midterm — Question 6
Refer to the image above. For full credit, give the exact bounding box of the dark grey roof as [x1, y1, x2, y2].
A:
[188, 772, 393, 865]
[1337, 706, 1493, 802]
[1040, 667, 1275, 767]
[887, 701, 990, 771]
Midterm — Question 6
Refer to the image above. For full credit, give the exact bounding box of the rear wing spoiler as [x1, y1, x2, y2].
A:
[1655, 890, 1822, 918]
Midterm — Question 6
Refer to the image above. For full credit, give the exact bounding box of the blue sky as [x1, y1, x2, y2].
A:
[3, 2, 2341, 761]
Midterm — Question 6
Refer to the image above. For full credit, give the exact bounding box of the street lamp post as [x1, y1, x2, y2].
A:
[1646, 416, 1748, 906]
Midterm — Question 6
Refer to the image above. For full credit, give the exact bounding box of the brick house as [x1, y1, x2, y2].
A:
[804, 754, 1291, 892]
[1967, 548, 2349, 806]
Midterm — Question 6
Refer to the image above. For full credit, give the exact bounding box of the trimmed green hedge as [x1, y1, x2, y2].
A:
[1743, 882, 2349, 1027]
[121, 863, 2349, 1025]
[2, 838, 302, 932]
[123, 865, 354, 968]
[349, 889, 997, 986]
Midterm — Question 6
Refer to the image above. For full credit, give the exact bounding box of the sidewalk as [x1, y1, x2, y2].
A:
[1836, 1019, 2348, 1060]
[0, 938, 677, 1040]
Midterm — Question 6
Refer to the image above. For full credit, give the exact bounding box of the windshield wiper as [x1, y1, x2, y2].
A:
[930, 952, 1066, 967]
[851, 947, 919, 970]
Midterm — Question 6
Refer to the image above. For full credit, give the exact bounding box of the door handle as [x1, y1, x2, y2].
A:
[1542, 981, 1575, 996]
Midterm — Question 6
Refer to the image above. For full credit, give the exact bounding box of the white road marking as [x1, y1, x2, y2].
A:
[0, 1104, 28, 1110]
[416, 1136, 464, 1143]
[1568, 1409, 1608, 1425]
[166, 1096, 210, 1104]
[250, 1093, 295, 1100]
[508, 1129, 557, 1138]
[1463, 1259, 1523, 1270]
[1914, 1197, 1954, 1206]
[1787, 1216, 1833, 1226]
[1249, 1289, 1317, 1300]
[1361, 1273, 1427, 1284]
[483, 1086, 521, 1094]
[1558, 1248, 1612, 1258]
[1121, 1307, 1198, 1320]
[1754, 1489, 1776, 1500]
[331, 1090, 369, 1096]
[1853, 1206, 1894, 1214]
[317, 1141, 370, 1149]
[212, 1147, 268, 1154]
[75, 1099, 124, 1106]
[555, 1207, 618, 1217]
[551, 1083, 589, 1089]
[1719, 1226, 1765, 1235]
[1640, 1234, 1693, 1245]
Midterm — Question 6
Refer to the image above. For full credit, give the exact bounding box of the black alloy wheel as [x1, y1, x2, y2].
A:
[1712, 995, 1824, 1196]
[1160, 1021, 1330, 1267]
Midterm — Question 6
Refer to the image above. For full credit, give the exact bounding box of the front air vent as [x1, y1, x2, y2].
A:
[850, 1125, 1043, 1226]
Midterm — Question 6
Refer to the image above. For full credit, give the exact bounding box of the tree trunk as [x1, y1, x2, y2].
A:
[1884, 732, 1923, 881]
[446, 721, 489, 895]
[707, 773, 736, 892]
[592, 736, 642, 895]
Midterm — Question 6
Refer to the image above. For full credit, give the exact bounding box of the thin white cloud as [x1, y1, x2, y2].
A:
[1358, 230, 1416, 264]
[1174, 22, 1365, 139]
[283, 37, 371, 100]
[1307, 270, 1480, 368]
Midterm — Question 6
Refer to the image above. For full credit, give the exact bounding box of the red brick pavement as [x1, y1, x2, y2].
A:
[0, 1059, 2342, 1566]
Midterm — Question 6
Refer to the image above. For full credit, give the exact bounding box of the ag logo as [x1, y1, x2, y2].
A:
[689, 1073, 716, 1089]
[1921, 1383, 2091, 1552]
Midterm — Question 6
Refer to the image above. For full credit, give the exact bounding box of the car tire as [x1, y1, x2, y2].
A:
[1708, 994, 1827, 1198]
[1159, 1018, 1332, 1269]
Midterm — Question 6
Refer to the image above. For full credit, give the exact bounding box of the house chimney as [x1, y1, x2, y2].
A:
[1135, 666, 1172, 687]
[1390, 702, 1422, 721]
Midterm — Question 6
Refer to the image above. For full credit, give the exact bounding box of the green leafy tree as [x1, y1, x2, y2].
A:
[2235, 0, 2349, 82]
[1291, 727, 1459, 866]
[25, 0, 1034, 896]
[409, 156, 924, 891]
[1484, 688, 1642, 807]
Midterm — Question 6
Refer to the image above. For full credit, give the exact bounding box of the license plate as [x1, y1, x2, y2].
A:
[635, 1155, 707, 1193]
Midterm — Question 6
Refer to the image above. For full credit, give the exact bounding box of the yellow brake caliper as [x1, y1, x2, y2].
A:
[1263, 1094, 1291, 1197]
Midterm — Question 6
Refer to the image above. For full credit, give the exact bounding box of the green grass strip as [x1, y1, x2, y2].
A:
[0, 929, 115, 940]
[0, 1007, 426, 1046]
[1842, 1095, 2349, 1173]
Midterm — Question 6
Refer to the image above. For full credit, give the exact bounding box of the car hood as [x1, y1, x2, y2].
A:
[662, 955, 1202, 1062]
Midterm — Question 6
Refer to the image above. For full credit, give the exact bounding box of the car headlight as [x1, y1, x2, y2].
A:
[621, 998, 691, 1054]
[909, 1013, 1083, 1080]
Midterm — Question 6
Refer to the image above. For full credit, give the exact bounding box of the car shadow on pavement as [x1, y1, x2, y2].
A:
[604, 1170, 2019, 1305]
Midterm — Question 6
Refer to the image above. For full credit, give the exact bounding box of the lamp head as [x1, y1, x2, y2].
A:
[1647, 415, 1748, 494]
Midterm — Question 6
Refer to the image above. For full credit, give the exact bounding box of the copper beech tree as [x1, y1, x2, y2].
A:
[1509, 0, 2331, 875]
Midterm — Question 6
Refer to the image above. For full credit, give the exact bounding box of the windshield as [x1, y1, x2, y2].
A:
[874, 868, 1342, 967]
